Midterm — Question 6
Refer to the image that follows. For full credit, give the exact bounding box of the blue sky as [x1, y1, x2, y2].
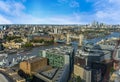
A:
[0, 0, 120, 24]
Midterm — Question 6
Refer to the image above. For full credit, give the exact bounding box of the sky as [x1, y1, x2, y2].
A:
[0, 0, 120, 24]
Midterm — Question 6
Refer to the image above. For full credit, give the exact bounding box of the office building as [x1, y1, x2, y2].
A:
[20, 57, 47, 75]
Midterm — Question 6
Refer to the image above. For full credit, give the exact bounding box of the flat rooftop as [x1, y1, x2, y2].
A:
[34, 64, 69, 82]
[41, 46, 73, 55]
[23, 57, 46, 63]
[40, 68, 58, 79]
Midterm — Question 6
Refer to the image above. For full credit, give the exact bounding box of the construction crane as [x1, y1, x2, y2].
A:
[102, 39, 120, 82]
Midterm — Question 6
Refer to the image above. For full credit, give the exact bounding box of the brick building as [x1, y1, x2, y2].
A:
[33, 35, 53, 41]
[20, 57, 47, 75]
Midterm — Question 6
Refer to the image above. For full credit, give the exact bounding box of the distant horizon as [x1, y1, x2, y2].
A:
[0, 0, 120, 24]
[0, 23, 120, 26]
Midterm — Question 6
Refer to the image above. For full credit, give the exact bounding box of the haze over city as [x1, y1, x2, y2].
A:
[0, 0, 120, 24]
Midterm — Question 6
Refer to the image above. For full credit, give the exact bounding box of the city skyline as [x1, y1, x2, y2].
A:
[0, 0, 120, 24]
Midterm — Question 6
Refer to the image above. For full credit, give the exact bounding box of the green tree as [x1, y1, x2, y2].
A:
[22, 42, 33, 48]
[5, 36, 21, 41]
[14, 38, 23, 43]
[76, 76, 82, 82]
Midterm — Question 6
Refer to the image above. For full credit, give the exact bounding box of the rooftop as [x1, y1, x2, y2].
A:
[24, 57, 46, 64]
[42, 46, 73, 56]
[11, 74, 25, 81]
[34, 64, 69, 82]
[40, 68, 58, 79]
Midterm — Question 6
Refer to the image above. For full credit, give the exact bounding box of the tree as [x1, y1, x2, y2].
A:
[14, 38, 23, 43]
[22, 42, 33, 48]
[76, 76, 82, 82]
[5, 36, 21, 41]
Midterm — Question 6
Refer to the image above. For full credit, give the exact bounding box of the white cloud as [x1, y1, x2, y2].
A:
[0, 0, 25, 16]
[108, 0, 120, 4]
[45, 16, 80, 24]
[0, 0, 83, 24]
[0, 15, 12, 24]
[70, 1, 79, 8]
[58, 0, 79, 8]
[84, 0, 120, 24]
[0, 1, 10, 13]
[0, 0, 87, 24]
[1, 0, 120, 24]
[12, 14, 84, 24]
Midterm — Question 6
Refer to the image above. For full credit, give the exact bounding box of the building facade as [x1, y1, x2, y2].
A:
[20, 57, 47, 75]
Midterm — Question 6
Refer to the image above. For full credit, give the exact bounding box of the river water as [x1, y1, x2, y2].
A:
[8, 44, 64, 61]
[6, 32, 120, 62]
